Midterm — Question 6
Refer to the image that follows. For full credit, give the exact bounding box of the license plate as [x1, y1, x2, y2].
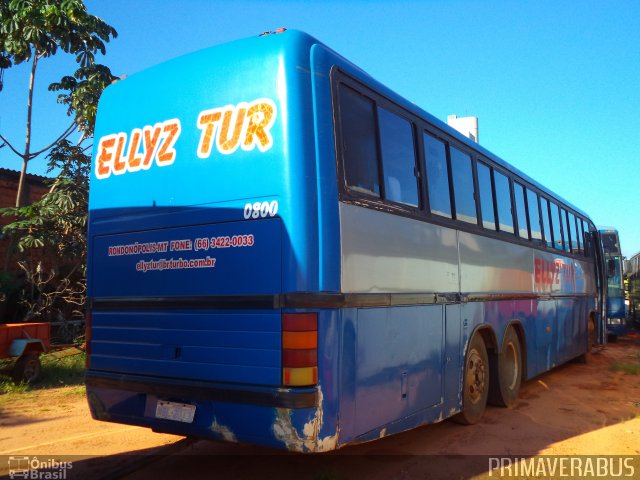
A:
[155, 400, 196, 423]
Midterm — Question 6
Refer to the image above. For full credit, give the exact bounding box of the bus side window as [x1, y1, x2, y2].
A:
[514, 182, 529, 239]
[476, 161, 496, 230]
[527, 189, 542, 242]
[450, 146, 477, 224]
[568, 212, 579, 253]
[540, 197, 553, 248]
[560, 208, 570, 252]
[377, 107, 419, 207]
[581, 219, 590, 257]
[493, 171, 514, 234]
[573, 215, 583, 254]
[338, 85, 381, 197]
[423, 132, 452, 218]
[550, 202, 563, 250]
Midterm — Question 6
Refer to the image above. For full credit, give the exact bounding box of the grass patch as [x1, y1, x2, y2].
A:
[0, 352, 85, 396]
[610, 352, 640, 375]
[610, 362, 640, 375]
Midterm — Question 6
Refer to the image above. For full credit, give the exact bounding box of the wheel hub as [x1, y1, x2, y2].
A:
[466, 348, 486, 404]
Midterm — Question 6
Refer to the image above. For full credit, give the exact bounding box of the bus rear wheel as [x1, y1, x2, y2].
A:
[488, 326, 522, 408]
[453, 333, 489, 425]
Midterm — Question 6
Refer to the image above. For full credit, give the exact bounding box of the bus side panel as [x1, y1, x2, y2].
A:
[352, 306, 444, 435]
[481, 300, 514, 342]
[313, 308, 341, 450]
[339, 204, 459, 294]
[459, 232, 532, 294]
[444, 304, 463, 415]
[515, 299, 538, 380]
[337, 307, 357, 444]
[556, 298, 580, 363]
[534, 299, 557, 372]
[310, 44, 341, 292]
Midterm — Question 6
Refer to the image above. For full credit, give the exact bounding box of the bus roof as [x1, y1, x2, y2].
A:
[102, 29, 592, 221]
[287, 30, 590, 221]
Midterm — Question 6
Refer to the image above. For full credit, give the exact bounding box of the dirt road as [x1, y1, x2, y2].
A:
[0, 338, 638, 479]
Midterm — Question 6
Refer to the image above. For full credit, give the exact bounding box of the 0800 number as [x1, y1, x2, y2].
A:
[243, 200, 278, 220]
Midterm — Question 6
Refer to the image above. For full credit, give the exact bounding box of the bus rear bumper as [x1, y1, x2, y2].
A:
[85, 371, 337, 452]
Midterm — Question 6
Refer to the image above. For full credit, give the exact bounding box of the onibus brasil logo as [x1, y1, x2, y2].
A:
[8, 456, 73, 479]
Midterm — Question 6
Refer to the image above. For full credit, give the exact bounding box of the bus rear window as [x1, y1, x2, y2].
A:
[378, 107, 419, 207]
[423, 132, 452, 218]
[339, 85, 380, 197]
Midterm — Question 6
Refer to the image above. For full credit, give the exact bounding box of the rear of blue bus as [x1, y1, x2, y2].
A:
[85, 31, 340, 451]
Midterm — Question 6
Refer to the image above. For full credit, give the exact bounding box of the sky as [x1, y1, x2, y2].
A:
[0, 0, 639, 257]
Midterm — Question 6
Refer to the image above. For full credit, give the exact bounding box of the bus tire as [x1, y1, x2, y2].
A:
[488, 326, 522, 408]
[453, 333, 489, 425]
[12, 353, 41, 384]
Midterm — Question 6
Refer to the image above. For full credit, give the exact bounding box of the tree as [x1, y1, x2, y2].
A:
[0, 0, 117, 207]
[1, 140, 90, 324]
[0, 0, 117, 329]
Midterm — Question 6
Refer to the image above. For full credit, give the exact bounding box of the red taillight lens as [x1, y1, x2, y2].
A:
[282, 313, 317, 331]
[282, 348, 317, 367]
[85, 310, 92, 369]
[282, 313, 317, 386]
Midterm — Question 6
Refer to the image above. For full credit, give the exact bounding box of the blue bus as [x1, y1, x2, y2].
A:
[599, 229, 626, 336]
[85, 30, 605, 452]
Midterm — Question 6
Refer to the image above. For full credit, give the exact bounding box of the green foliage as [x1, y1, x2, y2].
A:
[1, 141, 89, 323]
[0, 0, 118, 138]
[0, 0, 117, 68]
[610, 363, 640, 375]
[0, 0, 117, 321]
[49, 64, 117, 136]
[1, 140, 89, 266]
[610, 352, 640, 375]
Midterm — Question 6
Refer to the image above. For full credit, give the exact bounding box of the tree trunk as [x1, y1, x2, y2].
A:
[4, 52, 38, 272]
[15, 52, 38, 208]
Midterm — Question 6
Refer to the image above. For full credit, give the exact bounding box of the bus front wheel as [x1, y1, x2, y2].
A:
[453, 333, 489, 425]
[488, 326, 522, 408]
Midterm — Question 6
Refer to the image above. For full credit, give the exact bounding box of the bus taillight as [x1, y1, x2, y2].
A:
[282, 313, 317, 386]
